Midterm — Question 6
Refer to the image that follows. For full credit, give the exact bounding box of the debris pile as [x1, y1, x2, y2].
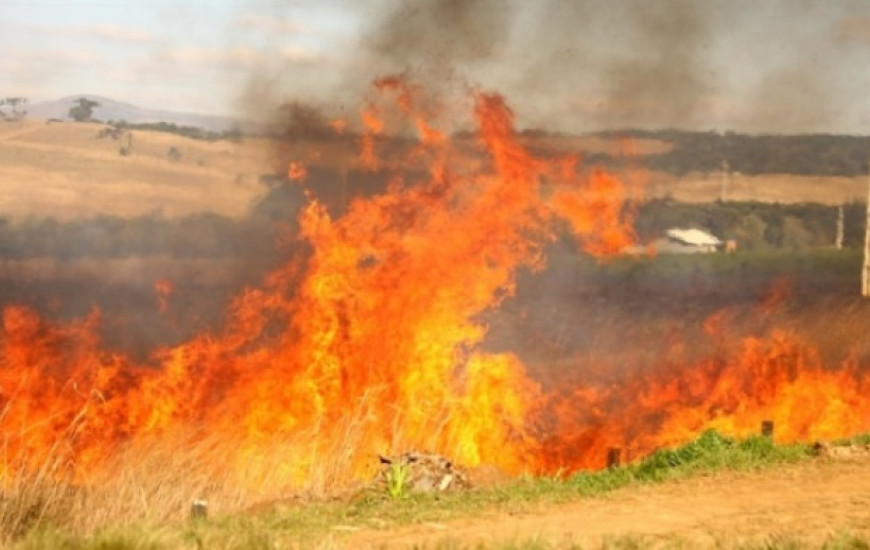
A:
[376, 452, 470, 494]
[812, 441, 870, 459]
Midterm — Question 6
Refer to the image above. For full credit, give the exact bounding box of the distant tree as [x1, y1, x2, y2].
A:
[68, 98, 100, 122]
[0, 97, 28, 120]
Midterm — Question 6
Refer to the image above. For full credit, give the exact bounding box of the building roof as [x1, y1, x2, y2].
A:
[666, 228, 722, 247]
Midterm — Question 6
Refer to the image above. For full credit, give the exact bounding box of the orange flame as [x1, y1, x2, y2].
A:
[287, 160, 308, 182]
[329, 118, 347, 135]
[6, 77, 864, 496]
[154, 278, 173, 313]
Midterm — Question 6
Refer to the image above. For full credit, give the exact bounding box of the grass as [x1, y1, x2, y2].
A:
[0, 119, 266, 220]
[2, 430, 835, 549]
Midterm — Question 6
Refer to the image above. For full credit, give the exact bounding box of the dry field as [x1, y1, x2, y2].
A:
[0, 119, 274, 220]
[0, 119, 863, 223]
[644, 170, 868, 205]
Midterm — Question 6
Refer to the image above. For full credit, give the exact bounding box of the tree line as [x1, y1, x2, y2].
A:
[590, 129, 870, 177]
[635, 198, 863, 251]
[0, 197, 861, 261]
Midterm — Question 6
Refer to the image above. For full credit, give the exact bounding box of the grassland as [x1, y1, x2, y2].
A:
[5, 431, 869, 549]
[0, 119, 866, 224]
[0, 120, 272, 220]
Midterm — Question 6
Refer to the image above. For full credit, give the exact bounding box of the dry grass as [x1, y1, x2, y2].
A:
[0, 120, 271, 220]
[0, 257, 260, 288]
[0, 388, 400, 543]
[644, 170, 867, 205]
[0, 119, 862, 225]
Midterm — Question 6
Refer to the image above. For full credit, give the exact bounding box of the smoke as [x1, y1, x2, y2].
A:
[321, 0, 717, 131]
[364, 0, 510, 84]
[273, 0, 867, 133]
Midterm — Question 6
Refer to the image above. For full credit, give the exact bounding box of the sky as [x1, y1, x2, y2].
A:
[1, 0, 869, 134]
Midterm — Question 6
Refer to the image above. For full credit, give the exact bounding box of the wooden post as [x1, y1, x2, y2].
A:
[191, 499, 208, 520]
[761, 420, 774, 439]
[607, 447, 622, 468]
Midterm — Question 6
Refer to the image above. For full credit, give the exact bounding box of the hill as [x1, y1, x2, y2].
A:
[0, 118, 272, 220]
[27, 95, 242, 133]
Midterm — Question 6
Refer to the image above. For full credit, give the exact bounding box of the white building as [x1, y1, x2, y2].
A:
[657, 228, 722, 254]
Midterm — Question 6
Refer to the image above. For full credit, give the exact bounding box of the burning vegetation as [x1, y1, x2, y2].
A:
[0, 78, 868, 531]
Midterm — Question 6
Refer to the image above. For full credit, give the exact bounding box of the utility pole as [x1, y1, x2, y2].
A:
[863, 148, 870, 296]
[720, 159, 730, 202]
[836, 204, 844, 250]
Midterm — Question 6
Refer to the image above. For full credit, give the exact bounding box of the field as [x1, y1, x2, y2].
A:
[0, 119, 272, 219]
[9, 433, 870, 549]
[0, 119, 867, 223]
[2, 117, 870, 548]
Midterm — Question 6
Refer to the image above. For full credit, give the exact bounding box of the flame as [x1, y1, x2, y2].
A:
[287, 161, 308, 182]
[0, 78, 635, 491]
[329, 118, 347, 135]
[1, 77, 866, 499]
[536, 293, 870, 471]
[154, 278, 173, 313]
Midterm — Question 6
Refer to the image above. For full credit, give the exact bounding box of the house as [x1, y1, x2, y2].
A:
[655, 228, 723, 254]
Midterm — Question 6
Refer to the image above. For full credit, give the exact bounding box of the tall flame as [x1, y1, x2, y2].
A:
[0, 79, 634, 490]
[1, 78, 867, 499]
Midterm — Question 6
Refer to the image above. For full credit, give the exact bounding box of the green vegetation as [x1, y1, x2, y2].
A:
[592, 129, 870, 176]
[386, 461, 410, 499]
[0, 212, 279, 260]
[635, 198, 864, 250]
[0, 198, 861, 261]
[106, 119, 244, 142]
[5, 431, 831, 549]
[68, 98, 100, 122]
[0, 97, 28, 121]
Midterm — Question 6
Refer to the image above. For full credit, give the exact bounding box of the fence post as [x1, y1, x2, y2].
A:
[191, 499, 208, 520]
[607, 447, 622, 468]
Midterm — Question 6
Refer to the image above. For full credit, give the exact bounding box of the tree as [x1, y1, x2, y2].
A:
[68, 98, 100, 122]
[0, 97, 28, 120]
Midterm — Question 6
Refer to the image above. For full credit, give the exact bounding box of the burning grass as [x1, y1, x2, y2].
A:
[2, 78, 870, 542]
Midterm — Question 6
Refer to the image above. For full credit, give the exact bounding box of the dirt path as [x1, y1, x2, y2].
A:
[340, 457, 870, 549]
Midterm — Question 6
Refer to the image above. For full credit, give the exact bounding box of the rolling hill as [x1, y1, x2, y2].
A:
[27, 95, 242, 132]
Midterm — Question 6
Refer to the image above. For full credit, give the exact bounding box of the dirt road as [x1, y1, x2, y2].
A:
[340, 457, 870, 548]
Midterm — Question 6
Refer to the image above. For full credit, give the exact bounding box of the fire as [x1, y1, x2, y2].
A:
[287, 161, 308, 182]
[154, 278, 173, 313]
[0, 77, 867, 498]
[535, 295, 870, 471]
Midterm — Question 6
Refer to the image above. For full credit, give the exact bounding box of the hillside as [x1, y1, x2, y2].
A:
[0, 118, 273, 220]
[27, 95, 242, 132]
[1, 114, 868, 224]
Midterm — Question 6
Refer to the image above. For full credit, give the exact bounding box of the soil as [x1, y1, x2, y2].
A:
[340, 456, 870, 548]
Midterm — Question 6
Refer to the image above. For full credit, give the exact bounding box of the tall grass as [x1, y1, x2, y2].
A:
[1, 429, 825, 549]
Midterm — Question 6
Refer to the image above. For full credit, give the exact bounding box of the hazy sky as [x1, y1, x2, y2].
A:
[2, 0, 869, 134]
